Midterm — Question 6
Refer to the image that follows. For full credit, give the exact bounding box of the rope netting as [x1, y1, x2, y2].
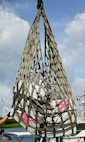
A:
[10, 7, 76, 138]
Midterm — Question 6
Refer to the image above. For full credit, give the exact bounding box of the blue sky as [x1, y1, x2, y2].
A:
[0, 0, 85, 116]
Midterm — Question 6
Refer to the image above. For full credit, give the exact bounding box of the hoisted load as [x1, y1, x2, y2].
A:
[10, 0, 77, 138]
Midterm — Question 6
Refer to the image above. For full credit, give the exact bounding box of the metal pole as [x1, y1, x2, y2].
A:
[77, 90, 85, 121]
[84, 91, 85, 120]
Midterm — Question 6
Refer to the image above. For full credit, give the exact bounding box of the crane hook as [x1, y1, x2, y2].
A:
[37, 0, 43, 10]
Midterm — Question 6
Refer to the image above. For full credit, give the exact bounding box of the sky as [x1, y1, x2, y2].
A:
[0, 0, 85, 116]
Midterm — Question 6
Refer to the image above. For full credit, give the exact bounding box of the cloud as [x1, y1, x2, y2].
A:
[0, 85, 12, 104]
[0, 5, 30, 85]
[63, 12, 85, 64]
[72, 78, 85, 96]
[65, 13, 85, 43]
[0, 5, 30, 116]
[60, 13, 85, 93]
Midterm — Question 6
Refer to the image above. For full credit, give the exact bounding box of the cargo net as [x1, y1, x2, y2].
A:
[11, 8, 77, 138]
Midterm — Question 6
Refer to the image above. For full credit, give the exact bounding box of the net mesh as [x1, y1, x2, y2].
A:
[11, 8, 76, 138]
